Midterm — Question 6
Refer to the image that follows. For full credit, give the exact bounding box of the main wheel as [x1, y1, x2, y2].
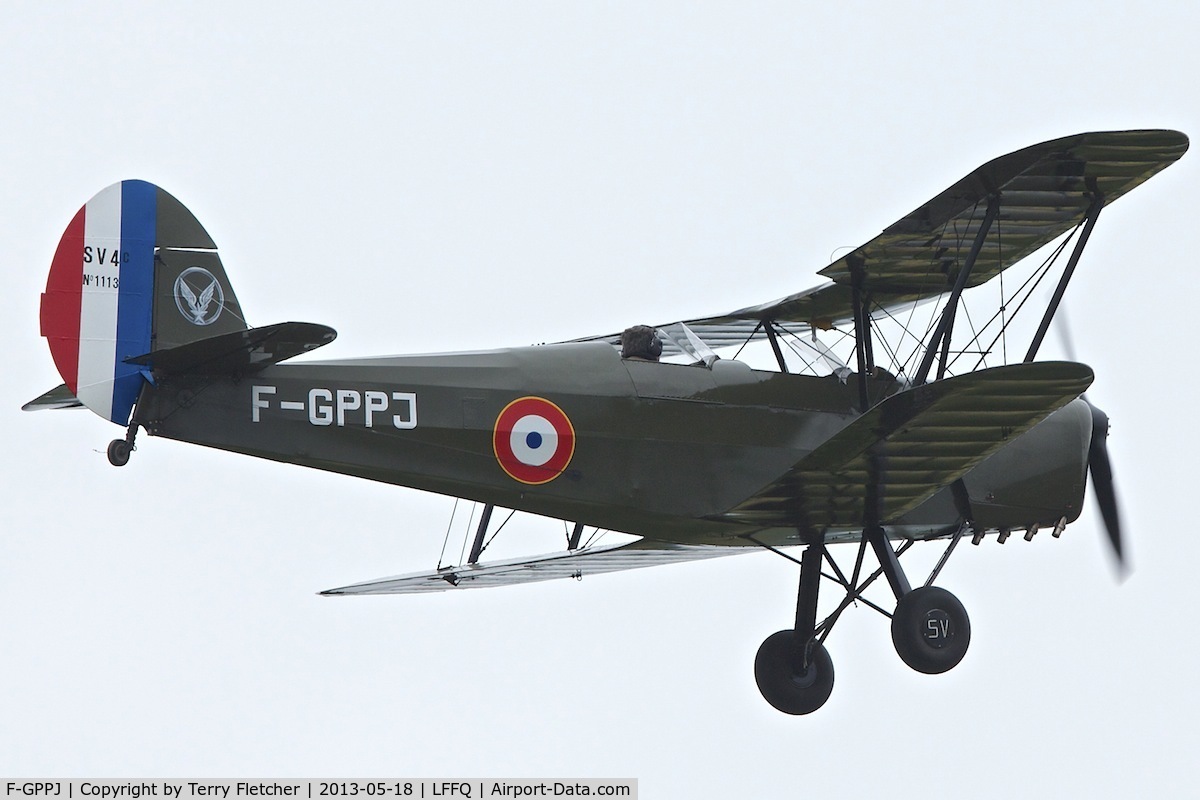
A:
[891, 586, 970, 674]
[754, 630, 834, 715]
[106, 439, 131, 467]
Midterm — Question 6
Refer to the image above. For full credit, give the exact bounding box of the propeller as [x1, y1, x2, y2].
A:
[1084, 401, 1126, 574]
[1057, 309, 1128, 575]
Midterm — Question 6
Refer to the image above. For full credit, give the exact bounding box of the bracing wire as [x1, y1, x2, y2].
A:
[582, 528, 610, 549]
[479, 509, 517, 557]
[457, 502, 478, 567]
[730, 320, 764, 362]
[956, 227, 1079, 373]
[437, 498, 461, 570]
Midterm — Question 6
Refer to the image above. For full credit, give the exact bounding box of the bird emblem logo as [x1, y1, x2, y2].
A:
[173, 266, 225, 326]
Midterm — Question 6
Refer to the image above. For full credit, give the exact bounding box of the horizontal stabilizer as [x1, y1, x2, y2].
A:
[723, 361, 1095, 528]
[22, 384, 84, 411]
[126, 321, 336, 377]
[321, 538, 749, 595]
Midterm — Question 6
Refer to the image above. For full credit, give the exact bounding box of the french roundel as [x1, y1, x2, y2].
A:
[493, 397, 576, 485]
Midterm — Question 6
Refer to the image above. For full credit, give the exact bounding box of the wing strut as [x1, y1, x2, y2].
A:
[764, 322, 789, 374]
[913, 195, 1001, 385]
[469, 505, 590, 563]
[568, 521, 585, 550]
[467, 503, 495, 564]
[1024, 192, 1105, 362]
[850, 258, 874, 409]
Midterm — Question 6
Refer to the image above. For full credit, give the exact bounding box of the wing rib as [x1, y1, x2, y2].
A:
[321, 539, 747, 595]
[721, 361, 1094, 528]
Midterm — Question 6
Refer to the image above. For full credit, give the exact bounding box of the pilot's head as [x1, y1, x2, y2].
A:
[620, 325, 663, 361]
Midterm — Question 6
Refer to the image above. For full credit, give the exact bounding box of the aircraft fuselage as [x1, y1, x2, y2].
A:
[134, 342, 1089, 545]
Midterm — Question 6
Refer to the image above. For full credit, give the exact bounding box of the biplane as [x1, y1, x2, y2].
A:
[26, 129, 1187, 714]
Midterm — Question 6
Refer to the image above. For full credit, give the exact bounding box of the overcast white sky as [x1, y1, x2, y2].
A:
[4, 2, 1198, 796]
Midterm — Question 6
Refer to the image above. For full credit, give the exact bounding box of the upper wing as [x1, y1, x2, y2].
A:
[718, 361, 1094, 529]
[571, 129, 1188, 356]
[321, 538, 749, 595]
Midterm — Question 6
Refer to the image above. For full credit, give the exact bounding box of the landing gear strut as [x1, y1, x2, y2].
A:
[753, 543, 835, 715]
[106, 423, 139, 467]
[867, 525, 971, 673]
[751, 524, 973, 715]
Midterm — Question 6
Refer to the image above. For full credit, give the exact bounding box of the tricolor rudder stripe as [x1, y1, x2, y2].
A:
[493, 397, 576, 485]
[40, 180, 157, 424]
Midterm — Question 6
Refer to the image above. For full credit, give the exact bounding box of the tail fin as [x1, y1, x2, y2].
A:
[39, 180, 248, 424]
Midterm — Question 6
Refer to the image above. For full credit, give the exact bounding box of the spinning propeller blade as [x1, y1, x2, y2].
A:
[1057, 309, 1127, 575]
[1085, 401, 1127, 575]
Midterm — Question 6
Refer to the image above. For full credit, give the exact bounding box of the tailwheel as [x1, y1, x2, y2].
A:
[106, 422, 139, 468]
[106, 438, 131, 467]
[891, 586, 970, 674]
[754, 631, 834, 715]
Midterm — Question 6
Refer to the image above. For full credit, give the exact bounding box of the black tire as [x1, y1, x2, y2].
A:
[754, 630, 834, 715]
[891, 586, 970, 674]
[106, 439, 131, 467]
